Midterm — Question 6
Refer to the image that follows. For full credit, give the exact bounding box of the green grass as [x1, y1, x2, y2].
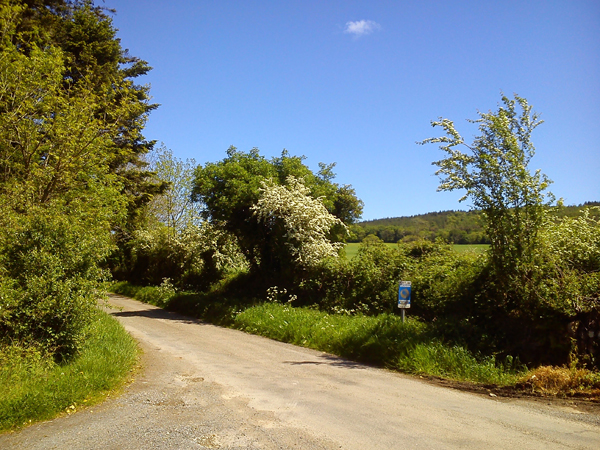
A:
[343, 242, 397, 258]
[109, 282, 600, 396]
[0, 309, 138, 433]
[344, 242, 489, 259]
[110, 281, 524, 385]
[234, 303, 524, 385]
[452, 244, 490, 253]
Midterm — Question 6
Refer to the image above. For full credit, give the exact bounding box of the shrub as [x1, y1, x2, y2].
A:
[298, 238, 411, 314]
[0, 205, 115, 361]
[124, 222, 247, 289]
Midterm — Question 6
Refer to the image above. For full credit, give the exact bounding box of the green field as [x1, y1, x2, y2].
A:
[452, 244, 490, 253]
[343, 243, 489, 259]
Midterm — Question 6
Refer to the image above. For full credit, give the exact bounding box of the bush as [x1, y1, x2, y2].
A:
[297, 234, 596, 367]
[299, 238, 476, 318]
[122, 223, 247, 290]
[299, 238, 411, 314]
[0, 205, 114, 361]
[0, 309, 138, 431]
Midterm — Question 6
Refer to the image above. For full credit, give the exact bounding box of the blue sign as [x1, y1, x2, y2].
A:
[398, 281, 411, 308]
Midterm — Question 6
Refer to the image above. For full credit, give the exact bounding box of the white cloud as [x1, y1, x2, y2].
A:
[344, 20, 382, 37]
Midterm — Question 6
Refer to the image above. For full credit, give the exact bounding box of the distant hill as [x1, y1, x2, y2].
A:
[349, 201, 600, 244]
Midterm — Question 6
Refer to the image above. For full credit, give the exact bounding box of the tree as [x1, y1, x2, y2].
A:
[419, 94, 554, 294]
[120, 146, 247, 288]
[8, 0, 166, 239]
[0, 1, 159, 360]
[0, 3, 123, 358]
[144, 145, 201, 233]
[252, 176, 347, 270]
[192, 147, 363, 275]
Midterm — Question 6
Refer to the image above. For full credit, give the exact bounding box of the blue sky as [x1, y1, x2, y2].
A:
[107, 0, 599, 220]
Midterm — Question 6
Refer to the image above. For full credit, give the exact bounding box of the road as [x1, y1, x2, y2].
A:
[2, 294, 600, 449]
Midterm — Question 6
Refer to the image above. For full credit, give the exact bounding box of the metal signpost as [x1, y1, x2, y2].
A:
[398, 281, 411, 323]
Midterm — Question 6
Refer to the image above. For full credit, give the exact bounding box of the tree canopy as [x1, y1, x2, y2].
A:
[192, 147, 363, 275]
[7, 0, 166, 231]
[0, 0, 161, 359]
[420, 94, 554, 286]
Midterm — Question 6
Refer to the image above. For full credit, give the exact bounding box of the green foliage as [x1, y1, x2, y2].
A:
[234, 303, 524, 384]
[420, 94, 554, 293]
[8, 0, 164, 224]
[543, 207, 600, 276]
[123, 222, 247, 289]
[0, 204, 118, 359]
[412, 94, 600, 367]
[409, 245, 484, 321]
[144, 145, 201, 232]
[299, 239, 480, 320]
[535, 208, 600, 366]
[0, 309, 138, 432]
[0, 38, 119, 204]
[191, 147, 363, 276]
[112, 146, 247, 288]
[133, 279, 177, 309]
[109, 281, 142, 299]
[0, 1, 155, 360]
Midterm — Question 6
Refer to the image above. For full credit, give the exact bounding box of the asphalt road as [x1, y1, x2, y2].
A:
[2, 294, 600, 449]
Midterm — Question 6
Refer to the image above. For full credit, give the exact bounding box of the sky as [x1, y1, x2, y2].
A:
[105, 0, 599, 221]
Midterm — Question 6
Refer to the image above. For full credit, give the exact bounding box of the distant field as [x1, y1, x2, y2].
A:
[452, 244, 490, 253]
[343, 243, 488, 259]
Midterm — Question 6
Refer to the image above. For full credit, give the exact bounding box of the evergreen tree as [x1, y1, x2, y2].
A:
[0, 0, 162, 359]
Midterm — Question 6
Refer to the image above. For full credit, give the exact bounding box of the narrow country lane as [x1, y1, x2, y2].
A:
[2, 294, 600, 449]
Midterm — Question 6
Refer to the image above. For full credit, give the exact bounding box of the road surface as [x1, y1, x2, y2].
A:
[2, 294, 599, 449]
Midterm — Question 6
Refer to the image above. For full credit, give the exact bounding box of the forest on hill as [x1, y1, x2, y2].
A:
[350, 202, 600, 244]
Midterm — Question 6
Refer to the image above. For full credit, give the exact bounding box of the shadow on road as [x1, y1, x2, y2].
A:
[285, 354, 367, 370]
[110, 307, 202, 326]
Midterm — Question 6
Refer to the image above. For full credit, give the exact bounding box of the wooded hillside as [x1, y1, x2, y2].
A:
[350, 202, 600, 243]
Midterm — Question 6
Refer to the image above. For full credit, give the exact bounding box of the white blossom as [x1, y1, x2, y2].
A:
[252, 176, 347, 268]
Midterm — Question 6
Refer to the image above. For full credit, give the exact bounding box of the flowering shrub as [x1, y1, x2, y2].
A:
[542, 207, 600, 275]
[127, 222, 247, 288]
[252, 176, 347, 269]
[266, 286, 297, 304]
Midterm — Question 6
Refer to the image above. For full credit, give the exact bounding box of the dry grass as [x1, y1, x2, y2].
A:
[520, 366, 600, 398]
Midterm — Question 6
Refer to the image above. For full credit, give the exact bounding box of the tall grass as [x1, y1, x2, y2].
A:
[234, 303, 524, 385]
[0, 309, 138, 432]
[110, 282, 600, 395]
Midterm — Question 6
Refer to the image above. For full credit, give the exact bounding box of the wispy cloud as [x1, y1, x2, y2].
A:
[344, 20, 382, 38]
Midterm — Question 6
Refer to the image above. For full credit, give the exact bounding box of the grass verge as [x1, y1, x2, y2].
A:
[0, 308, 138, 433]
[109, 281, 600, 398]
[110, 281, 525, 387]
[234, 303, 523, 385]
